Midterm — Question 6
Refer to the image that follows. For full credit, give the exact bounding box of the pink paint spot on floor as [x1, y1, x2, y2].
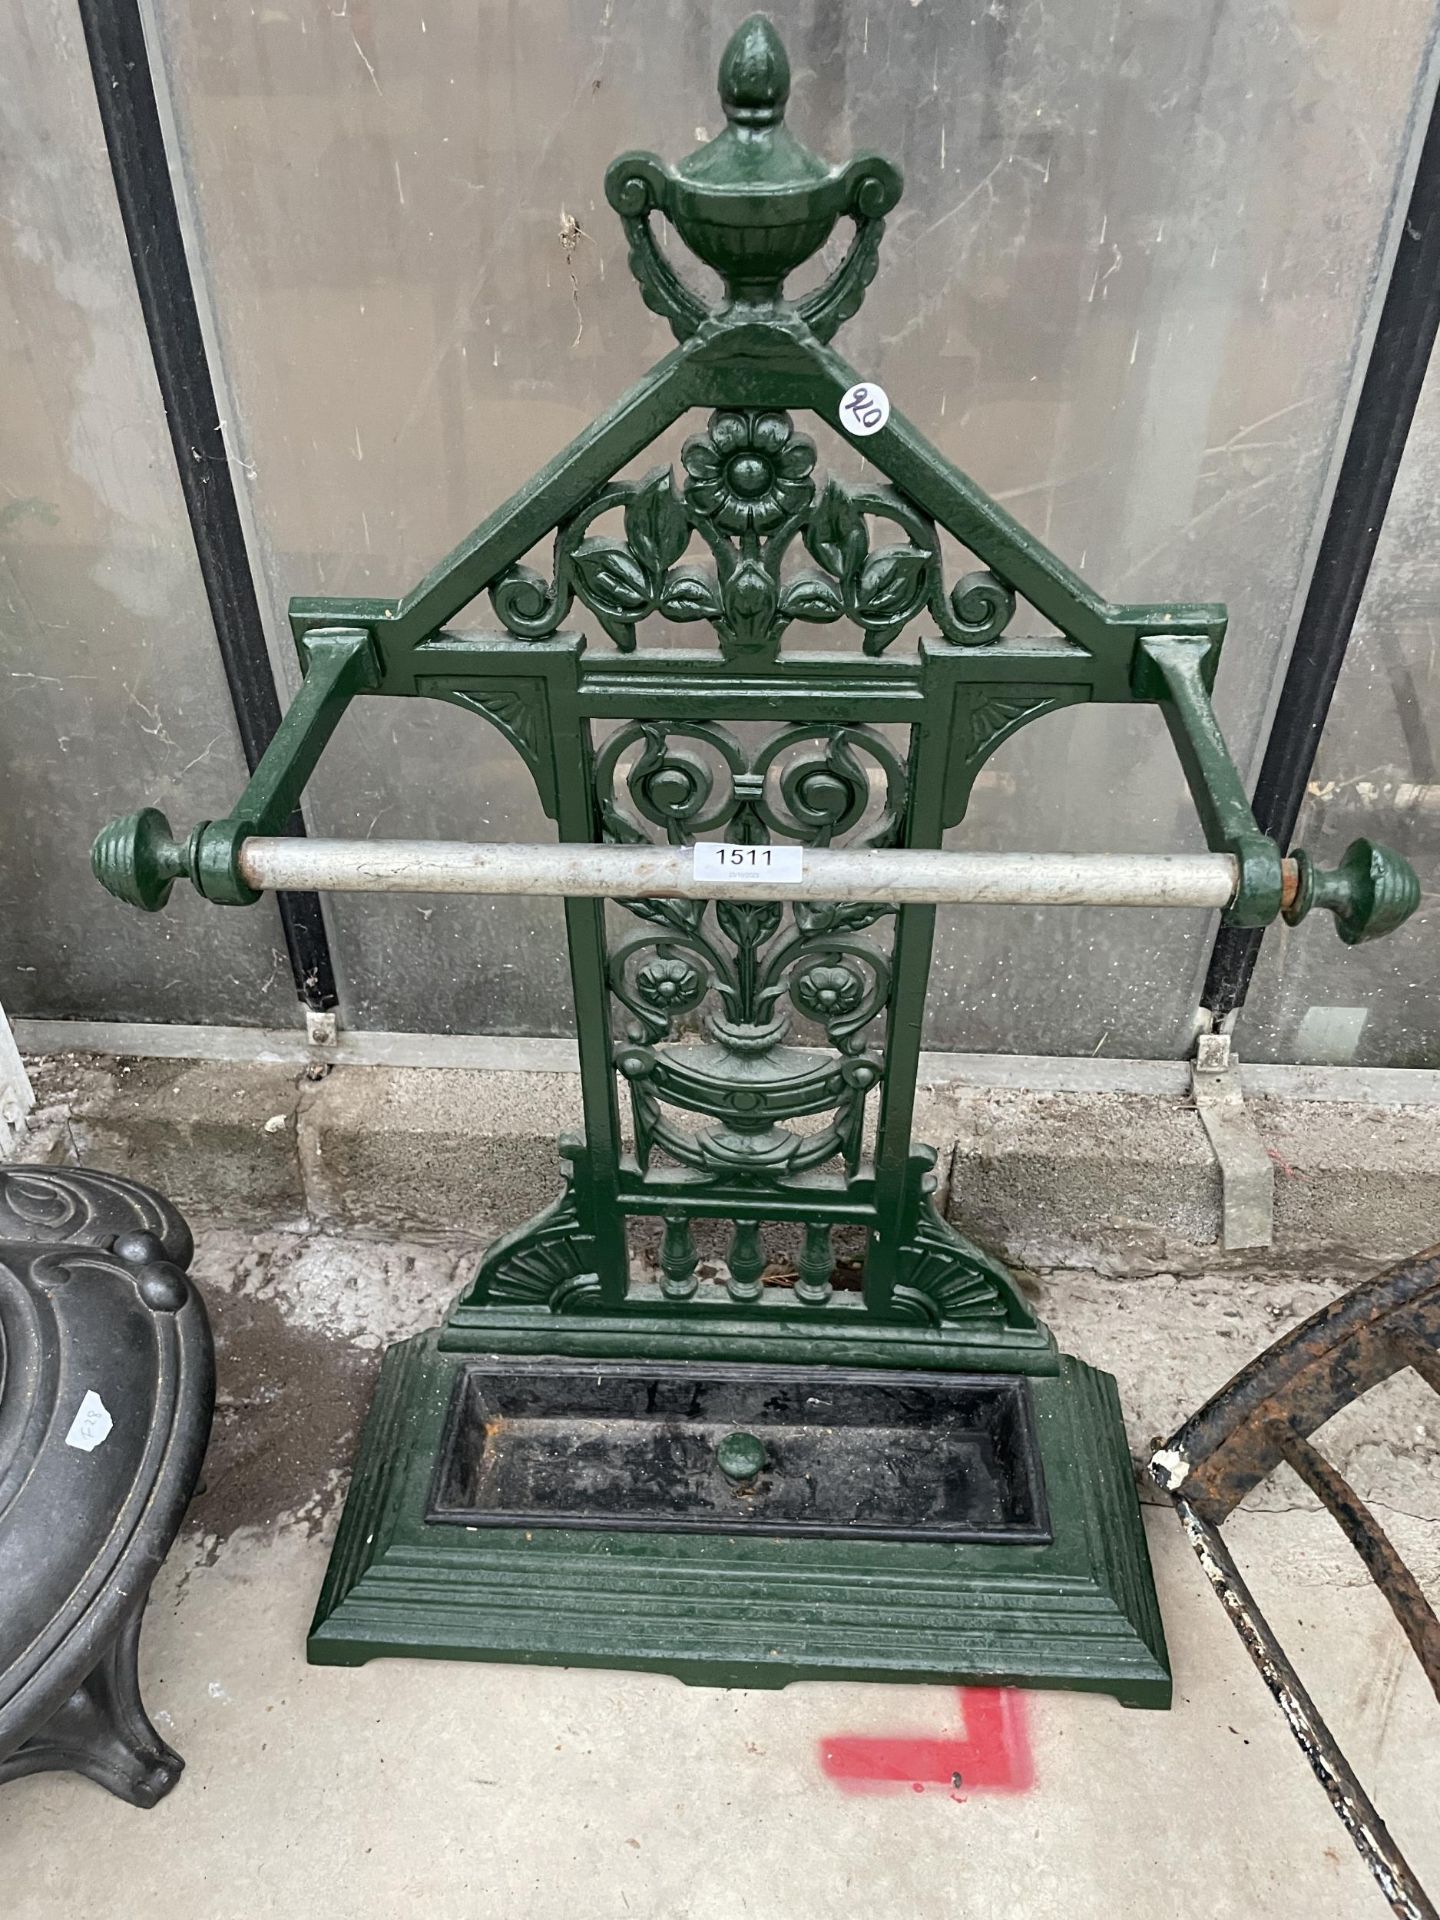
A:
[818, 1688, 1034, 1798]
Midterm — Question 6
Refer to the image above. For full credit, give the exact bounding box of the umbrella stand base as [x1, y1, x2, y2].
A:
[309, 1326, 1170, 1706]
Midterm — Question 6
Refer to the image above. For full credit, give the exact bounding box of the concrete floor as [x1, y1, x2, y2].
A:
[3, 1225, 1438, 1918]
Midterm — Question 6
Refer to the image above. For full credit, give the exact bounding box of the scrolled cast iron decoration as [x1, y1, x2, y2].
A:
[594, 716, 902, 1201]
[91, 16, 1420, 1699]
[490, 413, 1014, 659]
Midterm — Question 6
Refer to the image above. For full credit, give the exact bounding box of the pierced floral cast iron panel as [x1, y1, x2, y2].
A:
[491, 406, 1014, 660]
[603, 720, 902, 1187]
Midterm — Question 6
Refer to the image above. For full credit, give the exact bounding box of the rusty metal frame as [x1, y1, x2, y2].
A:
[1152, 1247, 1440, 1919]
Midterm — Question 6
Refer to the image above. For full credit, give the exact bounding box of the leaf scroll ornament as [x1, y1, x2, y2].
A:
[804, 478, 869, 579]
[486, 416, 1015, 657]
[855, 544, 931, 651]
[570, 542, 653, 623]
[624, 468, 690, 577]
[778, 574, 843, 622]
[660, 567, 724, 623]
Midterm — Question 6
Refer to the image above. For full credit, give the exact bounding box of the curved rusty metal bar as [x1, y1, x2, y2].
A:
[1155, 1246, 1440, 1518]
[1152, 1245, 1440, 1919]
[1175, 1500, 1435, 1920]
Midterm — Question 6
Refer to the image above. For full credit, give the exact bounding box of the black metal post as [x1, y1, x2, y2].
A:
[1203, 76, 1440, 1020]
[76, 0, 339, 1014]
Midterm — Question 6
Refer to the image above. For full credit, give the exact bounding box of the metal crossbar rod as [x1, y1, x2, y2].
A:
[236, 838, 1253, 908]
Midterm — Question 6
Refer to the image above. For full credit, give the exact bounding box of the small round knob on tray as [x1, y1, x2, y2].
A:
[716, 1430, 767, 1485]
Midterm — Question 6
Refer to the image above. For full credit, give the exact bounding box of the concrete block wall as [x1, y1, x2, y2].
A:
[25, 1049, 1440, 1280]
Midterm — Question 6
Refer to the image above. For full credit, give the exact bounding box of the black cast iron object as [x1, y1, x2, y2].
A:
[0, 1164, 193, 1269]
[0, 1173, 212, 1808]
[1151, 1247, 1440, 1920]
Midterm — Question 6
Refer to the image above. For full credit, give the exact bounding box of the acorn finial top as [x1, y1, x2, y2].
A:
[719, 15, 791, 129]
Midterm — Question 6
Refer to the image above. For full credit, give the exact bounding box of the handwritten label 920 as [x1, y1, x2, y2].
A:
[694, 843, 804, 883]
[839, 381, 891, 437]
[65, 1389, 113, 1453]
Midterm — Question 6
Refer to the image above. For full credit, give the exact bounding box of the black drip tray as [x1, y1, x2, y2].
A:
[428, 1360, 1051, 1545]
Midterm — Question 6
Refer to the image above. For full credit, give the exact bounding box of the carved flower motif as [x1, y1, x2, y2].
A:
[793, 963, 864, 1021]
[683, 410, 816, 534]
[636, 956, 705, 1012]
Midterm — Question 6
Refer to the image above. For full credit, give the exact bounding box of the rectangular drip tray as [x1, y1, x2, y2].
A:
[428, 1359, 1052, 1545]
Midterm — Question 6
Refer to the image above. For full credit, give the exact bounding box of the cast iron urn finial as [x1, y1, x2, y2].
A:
[605, 14, 902, 339]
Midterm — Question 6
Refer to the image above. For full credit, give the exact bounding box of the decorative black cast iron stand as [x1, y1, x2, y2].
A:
[0, 1168, 211, 1804]
[92, 18, 1418, 1703]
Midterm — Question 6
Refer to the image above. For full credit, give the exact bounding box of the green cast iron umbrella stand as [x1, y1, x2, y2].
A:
[93, 18, 1419, 1706]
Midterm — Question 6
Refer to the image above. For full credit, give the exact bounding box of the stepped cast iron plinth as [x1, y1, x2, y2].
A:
[90, 16, 1419, 1705]
[0, 1167, 212, 1805]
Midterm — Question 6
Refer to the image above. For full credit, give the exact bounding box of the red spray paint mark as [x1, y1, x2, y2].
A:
[818, 1688, 1033, 1799]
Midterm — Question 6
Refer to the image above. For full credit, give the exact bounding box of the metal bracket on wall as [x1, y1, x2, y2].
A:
[304, 1007, 339, 1050]
[1191, 1024, 1274, 1251]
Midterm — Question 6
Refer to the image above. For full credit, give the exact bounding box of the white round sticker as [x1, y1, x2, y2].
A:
[838, 381, 891, 437]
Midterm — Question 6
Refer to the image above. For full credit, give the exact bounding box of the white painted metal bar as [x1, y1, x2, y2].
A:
[0, 996, 35, 1162]
[238, 837, 1242, 909]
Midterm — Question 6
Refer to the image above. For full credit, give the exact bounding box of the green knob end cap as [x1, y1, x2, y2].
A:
[1283, 838, 1422, 946]
[716, 1430, 767, 1485]
[91, 807, 193, 913]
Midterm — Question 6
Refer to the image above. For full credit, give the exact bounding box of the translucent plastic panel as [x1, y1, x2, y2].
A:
[148, 0, 1436, 1047]
[1243, 348, 1440, 1068]
[0, 3, 294, 1026]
